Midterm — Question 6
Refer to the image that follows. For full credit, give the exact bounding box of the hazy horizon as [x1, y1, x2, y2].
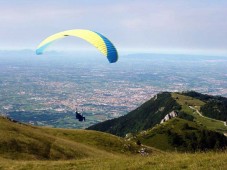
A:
[1, 1, 227, 56]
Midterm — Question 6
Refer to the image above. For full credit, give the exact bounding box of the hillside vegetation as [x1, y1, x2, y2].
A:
[0, 116, 141, 160]
[1, 91, 227, 169]
[182, 91, 227, 121]
[0, 151, 227, 170]
[137, 118, 227, 151]
[172, 92, 227, 134]
[87, 92, 181, 136]
[88, 91, 227, 151]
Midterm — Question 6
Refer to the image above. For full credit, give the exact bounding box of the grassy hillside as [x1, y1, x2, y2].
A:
[1, 90, 227, 169]
[182, 91, 227, 121]
[172, 93, 227, 134]
[0, 151, 227, 170]
[0, 116, 142, 160]
[88, 92, 181, 136]
[137, 118, 227, 151]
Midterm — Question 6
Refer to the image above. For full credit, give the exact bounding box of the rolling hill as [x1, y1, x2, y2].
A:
[0, 116, 227, 170]
[137, 118, 227, 151]
[88, 91, 227, 151]
[0, 91, 227, 169]
[0, 116, 142, 160]
[181, 91, 227, 121]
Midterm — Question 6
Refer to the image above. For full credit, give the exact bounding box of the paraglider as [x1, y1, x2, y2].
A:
[36, 29, 118, 63]
[75, 108, 85, 122]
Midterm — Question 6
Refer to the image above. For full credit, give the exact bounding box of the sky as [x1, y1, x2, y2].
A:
[1, 0, 227, 56]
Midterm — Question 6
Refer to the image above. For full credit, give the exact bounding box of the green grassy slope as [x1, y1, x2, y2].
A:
[137, 118, 227, 151]
[131, 92, 227, 151]
[88, 92, 181, 136]
[172, 93, 227, 134]
[1, 89, 227, 169]
[182, 91, 227, 121]
[0, 151, 227, 170]
[0, 117, 141, 160]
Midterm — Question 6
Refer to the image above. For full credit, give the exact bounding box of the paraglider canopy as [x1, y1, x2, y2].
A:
[36, 29, 118, 63]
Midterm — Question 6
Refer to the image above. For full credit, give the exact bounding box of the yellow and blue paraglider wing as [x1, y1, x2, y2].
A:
[36, 29, 118, 63]
[95, 32, 118, 63]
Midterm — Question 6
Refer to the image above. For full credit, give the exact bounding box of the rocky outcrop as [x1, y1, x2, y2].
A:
[160, 111, 178, 124]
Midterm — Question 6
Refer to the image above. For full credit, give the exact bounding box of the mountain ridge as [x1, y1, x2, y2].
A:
[88, 91, 227, 151]
[87, 92, 181, 136]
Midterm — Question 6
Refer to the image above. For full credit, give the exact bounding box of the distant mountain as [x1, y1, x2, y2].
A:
[88, 91, 227, 151]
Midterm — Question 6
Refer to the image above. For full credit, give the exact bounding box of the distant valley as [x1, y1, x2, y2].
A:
[1, 52, 227, 129]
